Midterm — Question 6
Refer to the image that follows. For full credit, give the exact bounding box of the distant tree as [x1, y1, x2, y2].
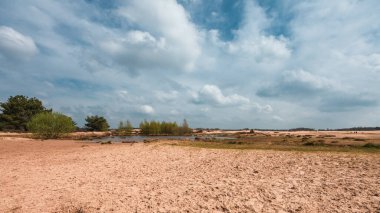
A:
[125, 120, 133, 134]
[0, 95, 50, 131]
[27, 112, 76, 139]
[117, 120, 133, 135]
[84, 115, 109, 131]
[150, 120, 161, 135]
[179, 119, 192, 135]
[139, 120, 150, 135]
[118, 121, 124, 134]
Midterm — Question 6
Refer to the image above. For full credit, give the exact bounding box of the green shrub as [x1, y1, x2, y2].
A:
[0, 95, 51, 131]
[303, 141, 315, 146]
[27, 112, 76, 139]
[117, 120, 133, 136]
[362, 143, 380, 148]
[100, 141, 112, 145]
[84, 115, 109, 131]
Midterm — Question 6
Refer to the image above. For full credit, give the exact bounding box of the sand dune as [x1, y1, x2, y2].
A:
[1, 138, 379, 212]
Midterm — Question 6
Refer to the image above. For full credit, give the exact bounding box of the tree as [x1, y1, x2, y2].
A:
[0, 95, 50, 131]
[139, 120, 150, 135]
[179, 119, 192, 135]
[27, 112, 76, 139]
[150, 120, 161, 135]
[84, 115, 109, 131]
[117, 120, 133, 135]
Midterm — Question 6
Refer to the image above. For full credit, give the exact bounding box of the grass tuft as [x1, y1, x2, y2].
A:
[100, 141, 112, 145]
[363, 143, 380, 149]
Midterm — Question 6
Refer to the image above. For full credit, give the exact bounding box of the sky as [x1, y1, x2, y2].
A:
[0, 0, 380, 129]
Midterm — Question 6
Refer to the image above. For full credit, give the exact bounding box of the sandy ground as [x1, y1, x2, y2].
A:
[199, 130, 380, 139]
[1, 137, 379, 213]
[266, 130, 380, 140]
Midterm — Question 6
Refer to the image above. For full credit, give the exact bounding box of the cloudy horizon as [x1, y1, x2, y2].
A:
[1, 0, 380, 129]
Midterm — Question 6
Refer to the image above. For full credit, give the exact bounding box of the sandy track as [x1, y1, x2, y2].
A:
[0, 138, 379, 213]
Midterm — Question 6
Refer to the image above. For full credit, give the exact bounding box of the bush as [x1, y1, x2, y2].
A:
[362, 143, 380, 148]
[0, 95, 50, 131]
[117, 120, 133, 136]
[27, 112, 76, 139]
[84, 115, 109, 131]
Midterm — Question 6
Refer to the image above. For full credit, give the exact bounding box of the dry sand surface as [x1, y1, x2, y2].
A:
[266, 131, 380, 140]
[1, 137, 380, 213]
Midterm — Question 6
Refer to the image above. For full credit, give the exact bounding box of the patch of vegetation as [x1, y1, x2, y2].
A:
[173, 138, 380, 153]
[73, 132, 112, 140]
[59, 205, 87, 213]
[72, 206, 85, 213]
[100, 141, 112, 145]
[303, 140, 325, 146]
[289, 128, 315, 131]
[362, 143, 380, 148]
[227, 141, 243, 144]
[139, 119, 192, 136]
[0, 95, 51, 131]
[85, 115, 109, 131]
[335, 127, 380, 131]
[143, 139, 159, 143]
[343, 137, 355, 140]
[303, 142, 316, 146]
[116, 120, 133, 136]
[27, 112, 76, 139]
[121, 140, 136, 143]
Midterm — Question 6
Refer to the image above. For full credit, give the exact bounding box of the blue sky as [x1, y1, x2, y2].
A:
[1, 0, 380, 129]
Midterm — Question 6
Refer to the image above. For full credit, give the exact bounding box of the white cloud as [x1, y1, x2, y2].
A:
[170, 109, 179, 115]
[283, 69, 337, 91]
[288, 0, 380, 74]
[239, 0, 269, 37]
[116, 90, 129, 100]
[228, 35, 291, 62]
[155, 90, 179, 102]
[255, 104, 273, 113]
[194, 0, 291, 78]
[126, 31, 158, 44]
[272, 115, 284, 122]
[0, 26, 38, 60]
[139, 105, 155, 114]
[257, 69, 345, 98]
[214, 0, 290, 61]
[116, 0, 201, 71]
[350, 54, 380, 72]
[101, 30, 165, 54]
[193, 84, 250, 106]
[239, 102, 273, 113]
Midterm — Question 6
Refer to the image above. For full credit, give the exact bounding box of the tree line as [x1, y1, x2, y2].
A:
[0, 95, 192, 138]
[139, 119, 192, 136]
